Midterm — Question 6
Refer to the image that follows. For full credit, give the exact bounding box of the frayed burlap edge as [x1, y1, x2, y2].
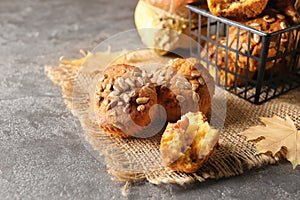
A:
[45, 50, 300, 187]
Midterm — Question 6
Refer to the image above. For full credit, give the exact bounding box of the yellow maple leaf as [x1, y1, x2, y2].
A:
[242, 116, 300, 169]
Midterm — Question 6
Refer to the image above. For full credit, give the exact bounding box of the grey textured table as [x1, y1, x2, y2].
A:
[0, 0, 300, 199]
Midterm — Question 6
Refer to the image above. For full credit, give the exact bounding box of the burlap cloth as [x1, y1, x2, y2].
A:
[45, 50, 300, 185]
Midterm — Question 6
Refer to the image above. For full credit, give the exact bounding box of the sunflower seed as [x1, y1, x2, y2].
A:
[142, 86, 154, 94]
[117, 77, 124, 84]
[125, 78, 135, 87]
[281, 37, 288, 42]
[106, 100, 117, 111]
[263, 15, 275, 23]
[185, 82, 192, 89]
[242, 43, 249, 51]
[198, 77, 205, 85]
[156, 75, 165, 84]
[123, 106, 130, 113]
[175, 81, 186, 89]
[192, 83, 199, 91]
[129, 91, 137, 98]
[176, 95, 185, 103]
[249, 22, 261, 27]
[122, 93, 130, 103]
[158, 68, 167, 77]
[279, 46, 286, 52]
[253, 34, 260, 44]
[265, 17, 275, 23]
[276, 14, 285, 20]
[191, 70, 201, 77]
[142, 70, 148, 78]
[280, 21, 287, 29]
[113, 122, 124, 130]
[105, 84, 112, 91]
[118, 101, 123, 106]
[136, 97, 149, 104]
[192, 92, 200, 102]
[120, 83, 129, 91]
[103, 99, 109, 105]
[137, 105, 146, 112]
[107, 91, 119, 99]
[113, 85, 121, 93]
[240, 48, 247, 54]
[137, 77, 144, 85]
[134, 71, 142, 77]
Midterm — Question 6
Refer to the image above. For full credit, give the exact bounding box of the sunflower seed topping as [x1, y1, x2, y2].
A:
[142, 70, 148, 78]
[117, 77, 129, 91]
[191, 70, 201, 77]
[253, 34, 261, 44]
[122, 93, 130, 103]
[113, 85, 121, 93]
[129, 91, 137, 98]
[134, 72, 142, 77]
[280, 21, 287, 29]
[250, 22, 261, 27]
[123, 106, 130, 113]
[263, 15, 275, 23]
[137, 77, 144, 85]
[192, 92, 200, 102]
[192, 83, 199, 91]
[117, 77, 125, 85]
[136, 97, 149, 104]
[198, 77, 205, 85]
[137, 105, 146, 112]
[125, 78, 135, 87]
[184, 82, 192, 90]
[175, 81, 186, 89]
[113, 122, 124, 130]
[276, 14, 285, 20]
[242, 43, 249, 51]
[176, 95, 185, 103]
[142, 86, 154, 94]
[106, 100, 117, 111]
[107, 91, 119, 99]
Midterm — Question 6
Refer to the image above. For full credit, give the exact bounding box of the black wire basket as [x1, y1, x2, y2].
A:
[186, 3, 300, 104]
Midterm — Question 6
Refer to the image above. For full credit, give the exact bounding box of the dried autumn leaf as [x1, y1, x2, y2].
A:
[242, 116, 300, 169]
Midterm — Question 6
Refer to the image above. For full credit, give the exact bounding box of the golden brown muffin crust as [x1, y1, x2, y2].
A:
[151, 58, 215, 122]
[94, 64, 164, 138]
[207, 0, 268, 19]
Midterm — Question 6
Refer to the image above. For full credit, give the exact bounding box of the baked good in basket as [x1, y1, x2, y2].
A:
[268, 0, 300, 24]
[201, 36, 255, 86]
[207, 0, 268, 19]
[227, 8, 294, 73]
[160, 112, 219, 173]
[150, 58, 215, 122]
[94, 64, 165, 138]
[201, 8, 296, 86]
